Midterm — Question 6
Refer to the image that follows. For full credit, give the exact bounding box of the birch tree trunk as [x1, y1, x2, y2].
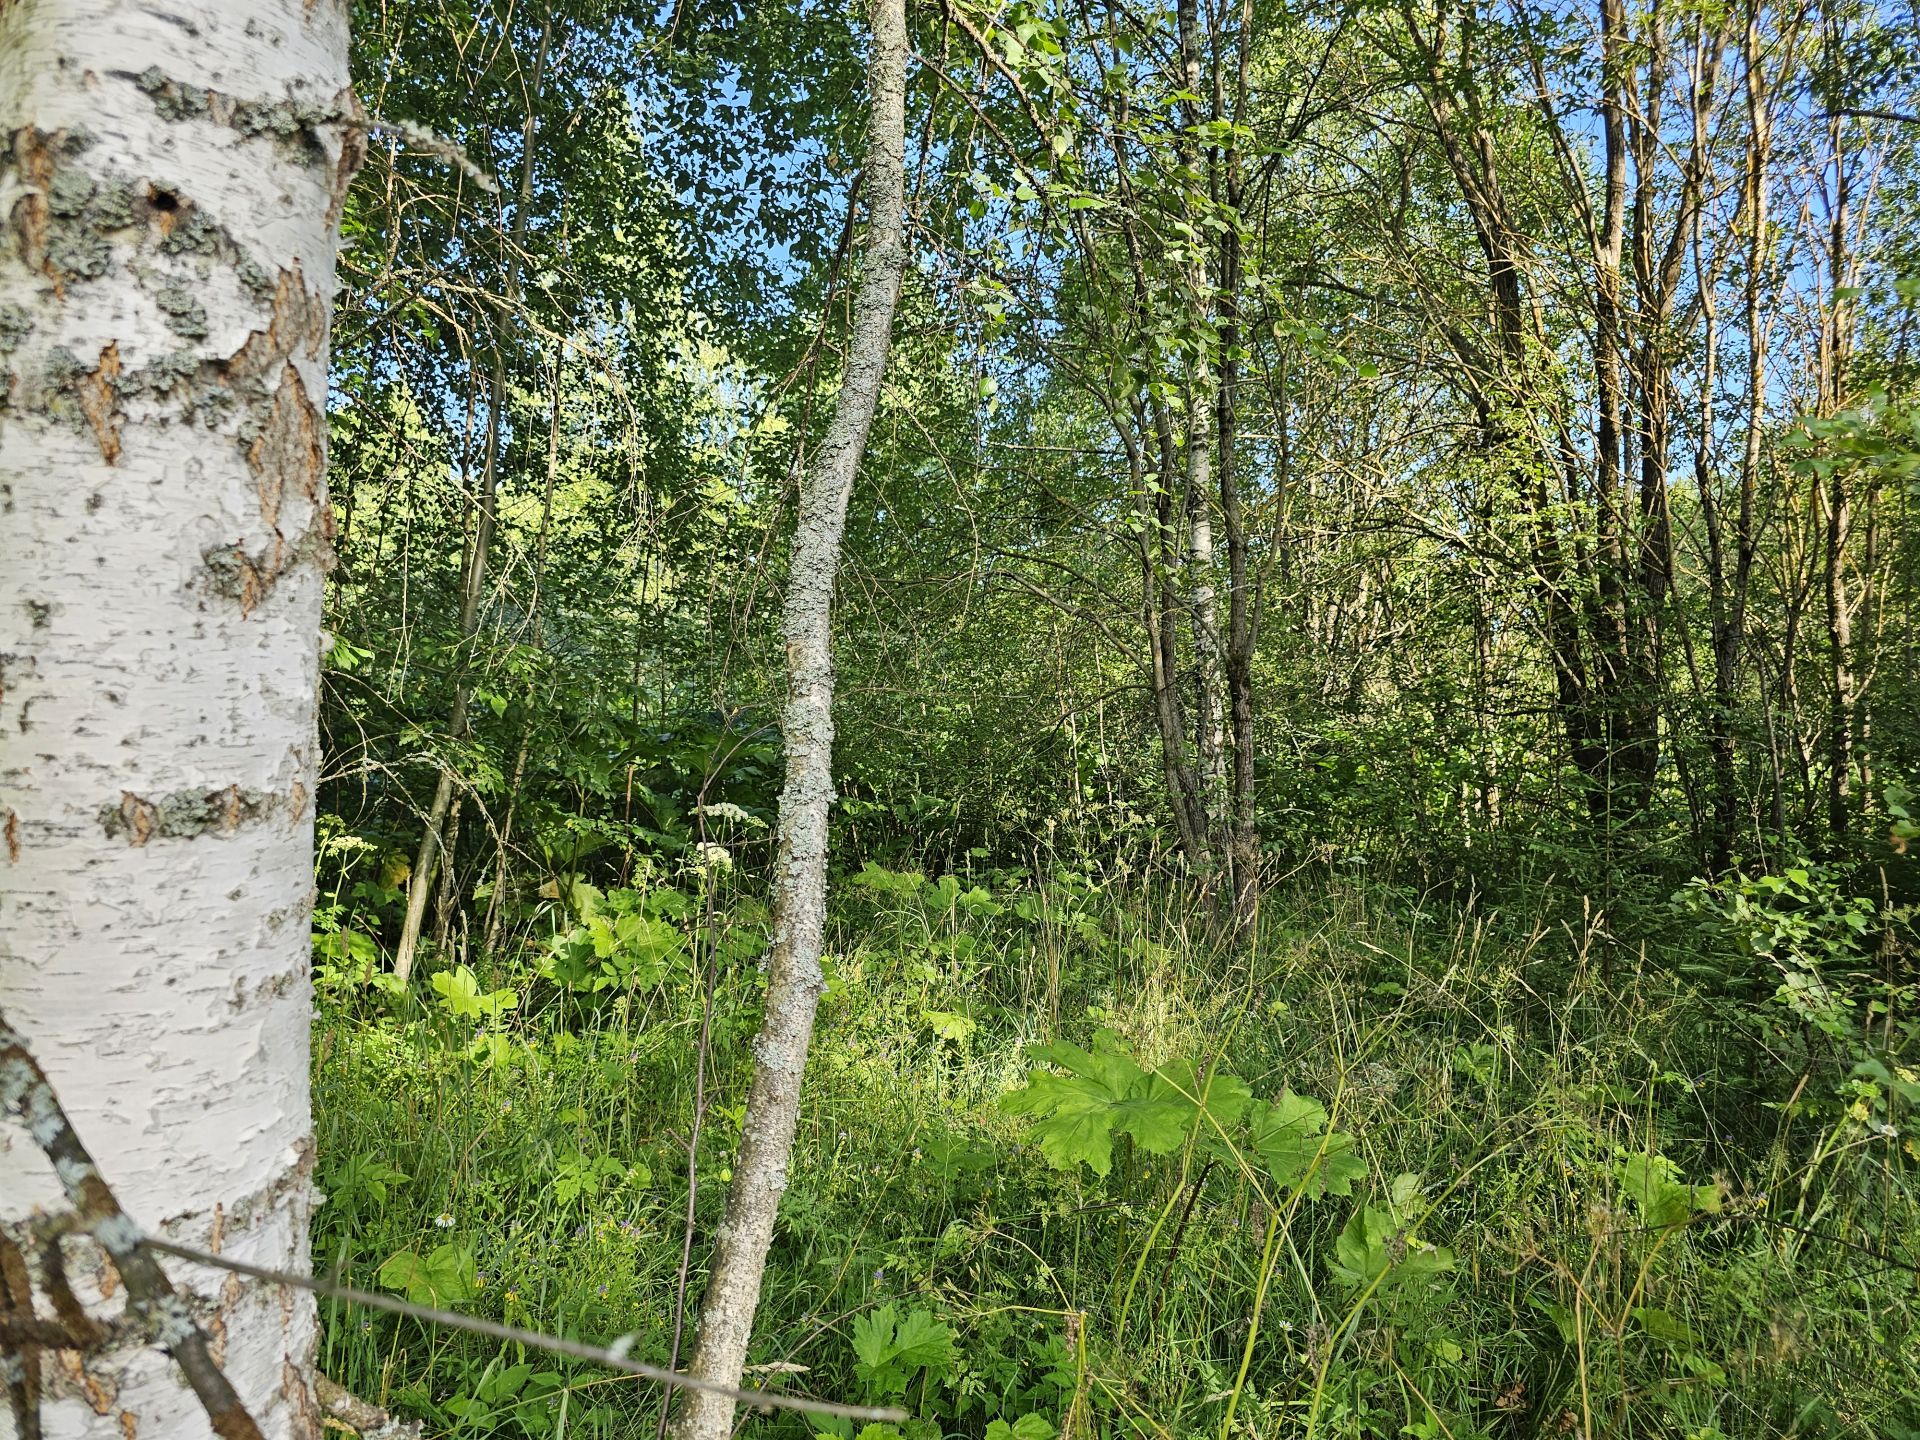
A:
[0, 3, 357, 1436]
[669, 0, 907, 1434]
[1216, 0, 1260, 930]
[1175, 0, 1227, 858]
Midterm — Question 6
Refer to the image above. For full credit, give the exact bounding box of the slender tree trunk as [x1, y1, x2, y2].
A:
[395, 11, 554, 984]
[1703, 10, 1773, 870]
[669, 0, 907, 1433]
[1410, 25, 1609, 833]
[1123, 405, 1210, 863]
[1175, 0, 1227, 857]
[485, 344, 565, 955]
[1096, 81, 1212, 870]
[1824, 471, 1855, 847]
[0, 4, 357, 1436]
[1820, 110, 1856, 851]
[1217, 132, 1259, 927]
[1184, 397, 1227, 846]
[1587, 0, 1640, 832]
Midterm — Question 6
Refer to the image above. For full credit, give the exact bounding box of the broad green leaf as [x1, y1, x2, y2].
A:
[851, 1304, 897, 1371]
[1620, 1154, 1720, 1228]
[1329, 1177, 1454, 1291]
[1004, 1074, 1126, 1174]
[888, 1308, 954, 1371]
[378, 1242, 475, 1306]
[1249, 1091, 1365, 1196]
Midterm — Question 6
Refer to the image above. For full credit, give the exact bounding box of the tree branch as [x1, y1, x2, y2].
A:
[0, 1006, 266, 1440]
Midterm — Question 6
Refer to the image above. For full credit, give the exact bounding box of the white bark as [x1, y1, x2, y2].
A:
[670, 0, 908, 1435]
[1184, 393, 1228, 845]
[0, 3, 356, 1437]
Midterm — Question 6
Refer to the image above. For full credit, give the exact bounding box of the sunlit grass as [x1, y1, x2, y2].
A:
[312, 868, 1918, 1440]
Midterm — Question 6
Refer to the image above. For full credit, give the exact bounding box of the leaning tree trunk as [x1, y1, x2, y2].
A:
[669, 0, 907, 1436]
[0, 3, 357, 1438]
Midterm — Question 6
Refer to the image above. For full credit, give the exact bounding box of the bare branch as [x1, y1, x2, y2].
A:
[141, 1238, 907, 1426]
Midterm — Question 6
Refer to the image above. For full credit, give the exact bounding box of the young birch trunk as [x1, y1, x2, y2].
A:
[1217, 0, 1260, 931]
[1819, 109, 1857, 852]
[1175, 0, 1227, 859]
[394, 12, 554, 984]
[669, 1, 907, 1435]
[0, 3, 357, 1437]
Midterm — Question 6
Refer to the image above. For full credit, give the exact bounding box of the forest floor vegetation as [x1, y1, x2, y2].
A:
[312, 862, 1918, 1440]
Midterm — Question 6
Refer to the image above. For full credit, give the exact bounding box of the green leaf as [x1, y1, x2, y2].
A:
[1003, 1073, 1125, 1174]
[1119, 1061, 1251, 1155]
[987, 1417, 1057, 1440]
[889, 1308, 954, 1371]
[430, 964, 516, 1020]
[1631, 1306, 1698, 1348]
[378, 1243, 476, 1306]
[1328, 1177, 1454, 1291]
[922, 1009, 977, 1044]
[1249, 1091, 1365, 1196]
[1001, 1035, 1149, 1175]
[851, 1304, 898, 1372]
[1620, 1154, 1720, 1228]
[850, 1304, 952, 1398]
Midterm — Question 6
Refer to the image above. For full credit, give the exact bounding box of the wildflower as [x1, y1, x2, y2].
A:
[597, 1284, 609, 1297]
[692, 841, 733, 872]
[500, 1098, 513, 1113]
[434, 1212, 454, 1229]
[694, 802, 763, 828]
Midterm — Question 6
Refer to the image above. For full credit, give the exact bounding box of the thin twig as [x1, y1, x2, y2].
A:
[142, 1239, 907, 1425]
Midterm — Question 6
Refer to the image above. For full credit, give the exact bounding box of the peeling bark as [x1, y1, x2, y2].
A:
[0, 3, 357, 1436]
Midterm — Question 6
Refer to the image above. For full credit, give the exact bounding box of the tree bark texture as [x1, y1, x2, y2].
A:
[669, 0, 908, 1435]
[0, 2, 357, 1436]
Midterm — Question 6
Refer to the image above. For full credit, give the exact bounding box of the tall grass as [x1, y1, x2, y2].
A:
[312, 864, 1918, 1439]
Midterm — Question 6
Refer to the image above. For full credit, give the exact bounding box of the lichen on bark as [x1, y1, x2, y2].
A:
[98, 787, 280, 846]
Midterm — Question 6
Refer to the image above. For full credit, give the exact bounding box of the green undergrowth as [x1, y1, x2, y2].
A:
[312, 864, 1919, 1440]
